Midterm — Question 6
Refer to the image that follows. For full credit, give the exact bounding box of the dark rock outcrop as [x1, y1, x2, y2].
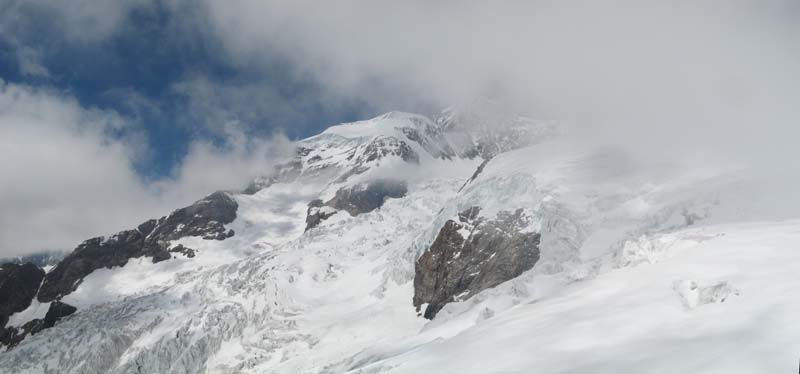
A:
[38, 191, 238, 302]
[37, 230, 151, 302]
[305, 199, 339, 232]
[146, 191, 237, 242]
[0, 263, 45, 329]
[2, 192, 235, 349]
[43, 301, 77, 328]
[413, 207, 540, 319]
[327, 179, 408, 216]
[336, 137, 419, 183]
[169, 244, 196, 258]
[458, 158, 491, 192]
[359, 136, 419, 165]
[397, 124, 456, 160]
[304, 179, 408, 231]
[1, 301, 77, 349]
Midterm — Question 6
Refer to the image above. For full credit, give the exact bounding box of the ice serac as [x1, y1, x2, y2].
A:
[413, 207, 541, 319]
[0, 263, 44, 329]
[38, 191, 238, 303]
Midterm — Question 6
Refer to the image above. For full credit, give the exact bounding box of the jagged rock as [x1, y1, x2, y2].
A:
[413, 207, 541, 319]
[137, 219, 158, 237]
[170, 244, 196, 258]
[0, 263, 45, 328]
[43, 301, 77, 328]
[327, 179, 408, 216]
[397, 124, 456, 160]
[304, 179, 408, 231]
[37, 230, 149, 302]
[305, 200, 339, 231]
[360, 136, 419, 164]
[0, 325, 25, 348]
[458, 158, 491, 192]
[336, 137, 419, 183]
[0, 301, 76, 349]
[147, 191, 238, 242]
[38, 191, 238, 303]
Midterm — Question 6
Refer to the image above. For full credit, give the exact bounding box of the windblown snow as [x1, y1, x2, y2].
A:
[1, 108, 798, 373]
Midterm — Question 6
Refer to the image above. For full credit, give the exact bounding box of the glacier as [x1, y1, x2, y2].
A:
[1, 106, 798, 373]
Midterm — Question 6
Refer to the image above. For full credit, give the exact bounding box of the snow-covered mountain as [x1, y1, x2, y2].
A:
[1, 105, 797, 373]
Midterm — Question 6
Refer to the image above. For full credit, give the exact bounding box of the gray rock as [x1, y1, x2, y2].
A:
[327, 179, 408, 216]
[1, 301, 77, 349]
[304, 179, 408, 231]
[38, 191, 238, 303]
[0, 263, 45, 329]
[2, 192, 239, 348]
[336, 137, 419, 184]
[305, 200, 338, 232]
[43, 301, 77, 328]
[413, 207, 540, 319]
[458, 158, 491, 192]
[147, 191, 238, 242]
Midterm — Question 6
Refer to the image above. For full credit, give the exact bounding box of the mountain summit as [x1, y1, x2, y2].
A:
[0, 107, 797, 373]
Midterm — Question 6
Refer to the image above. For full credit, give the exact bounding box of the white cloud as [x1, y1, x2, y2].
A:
[201, 0, 800, 166]
[4, 0, 800, 255]
[0, 82, 290, 257]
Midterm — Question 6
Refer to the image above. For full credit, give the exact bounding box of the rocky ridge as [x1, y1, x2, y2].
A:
[0, 191, 238, 350]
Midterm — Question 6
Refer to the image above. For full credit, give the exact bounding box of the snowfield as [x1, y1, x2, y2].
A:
[369, 221, 800, 373]
[1, 109, 798, 373]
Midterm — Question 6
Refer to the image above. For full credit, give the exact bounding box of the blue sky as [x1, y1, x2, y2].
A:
[0, 0, 367, 179]
[2, 0, 798, 257]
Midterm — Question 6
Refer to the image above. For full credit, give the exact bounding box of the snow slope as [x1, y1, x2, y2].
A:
[1, 108, 797, 373]
[370, 221, 800, 374]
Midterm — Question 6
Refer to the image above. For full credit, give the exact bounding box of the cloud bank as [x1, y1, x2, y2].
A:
[0, 82, 290, 257]
[203, 0, 800, 162]
[3, 0, 800, 256]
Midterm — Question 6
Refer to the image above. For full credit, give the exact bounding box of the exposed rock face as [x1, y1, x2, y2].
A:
[38, 191, 238, 303]
[327, 179, 408, 216]
[0, 263, 45, 329]
[1, 301, 77, 349]
[169, 244, 196, 258]
[413, 207, 541, 319]
[304, 179, 408, 231]
[38, 230, 151, 303]
[458, 158, 491, 192]
[336, 137, 419, 183]
[305, 199, 339, 232]
[43, 301, 77, 328]
[397, 125, 456, 160]
[358, 136, 419, 165]
[147, 191, 237, 242]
